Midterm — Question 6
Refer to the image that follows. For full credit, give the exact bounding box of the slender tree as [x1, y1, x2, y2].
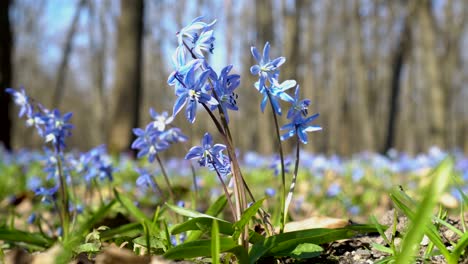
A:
[0, 0, 13, 150]
[108, 0, 144, 153]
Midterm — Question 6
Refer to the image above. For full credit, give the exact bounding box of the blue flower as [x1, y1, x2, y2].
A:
[255, 79, 296, 115]
[250, 42, 286, 90]
[131, 124, 170, 162]
[209, 65, 240, 123]
[135, 168, 158, 192]
[265, 188, 276, 197]
[185, 133, 226, 168]
[161, 127, 188, 144]
[172, 68, 218, 123]
[150, 108, 174, 131]
[287, 85, 311, 120]
[177, 16, 216, 58]
[43, 109, 74, 151]
[6, 87, 32, 117]
[281, 113, 322, 144]
[167, 47, 202, 87]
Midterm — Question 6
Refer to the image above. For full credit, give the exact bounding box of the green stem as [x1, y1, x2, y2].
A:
[266, 91, 286, 233]
[212, 162, 236, 219]
[56, 154, 69, 241]
[283, 136, 300, 229]
[155, 154, 175, 202]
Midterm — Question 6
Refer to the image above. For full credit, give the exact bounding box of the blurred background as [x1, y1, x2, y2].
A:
[0, 0, 467, 156]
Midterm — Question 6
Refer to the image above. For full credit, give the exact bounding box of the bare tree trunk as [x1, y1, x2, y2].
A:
[384, 16, 411, 153]
[52, 0, 86, 108]
[346, 0, 374, 152]
[108, 0, 144, 153]
[254, 0, 274, 155]
[88, 0, 108, 145]
[415, 0, 445, 148]
[0, 0, 13, 150]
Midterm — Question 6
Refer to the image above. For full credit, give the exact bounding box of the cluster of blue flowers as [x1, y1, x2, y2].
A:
[6, 88, 74, 152]
[250, 42, 322, 144]
[131, 108, 188, 163]
[7, 88, 115, 212]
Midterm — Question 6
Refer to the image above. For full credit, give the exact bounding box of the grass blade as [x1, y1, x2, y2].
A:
[395, 158, 453, 263]
[0, 228, 53, 248]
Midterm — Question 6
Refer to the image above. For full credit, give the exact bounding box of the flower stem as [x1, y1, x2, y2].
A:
[155, 154, 175, 202]
[266, 91, 287, 233]
[56, 153, 69, 241]
[284, 136, 301, 227]
[212, 163, 236, 219]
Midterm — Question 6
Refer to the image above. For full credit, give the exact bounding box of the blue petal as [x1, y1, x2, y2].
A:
[173, 94, 188, 117]
[186, 101, 197, 123]
[202, 133, 212, 147]
[185, 146, 203, 160]
[251, 47, 261, 62]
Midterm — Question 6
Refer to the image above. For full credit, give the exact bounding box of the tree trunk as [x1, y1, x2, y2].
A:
[384, 16, 411, 153]
[52, 0, 86, 108]
[0, 0, 13, 150]
[415, 0, 445, 148]
[108, 0, 144, 153]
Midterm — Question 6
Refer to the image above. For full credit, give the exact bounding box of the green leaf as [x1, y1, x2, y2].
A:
[171, 217, 234, 235]
[100, 222, 142, 241]
[287, 243, 323, 259]
[249, 224, 377, 264]
[74, 242, 101, 254]
[395, 158, 453, 264]
[205, 194, 228, 216]
[114, 189, 158, 234]
[166, 203, 227, 221]
[233, 198, 265, 240]
[186, 195, 228, 242]
[211, 220, 220, 264]
[0, 228, 53, 248]
[133, 234, 167, 252]
[371, 243, 394, 254]
[164, 238, 248, 264]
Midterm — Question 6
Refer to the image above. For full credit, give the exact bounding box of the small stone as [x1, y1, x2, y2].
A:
[420, 235, 430, 246]
[393, 237, 402, 247]
[443, 229, 458, 242]
[439, 193, 459, 209]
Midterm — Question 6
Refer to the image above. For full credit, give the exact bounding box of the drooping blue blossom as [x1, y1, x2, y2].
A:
[185, 133, 226, 168]
[287, 85, 311, 120]
[177, 16, 217, 58]
[43, 109, 74, 152]
[6, 87, 32, 117]
[131, 124, 170, 162]
[255, 79, 295, 115]
[161, 127, 188, 144]
[281, 113, 322, 144]
[34, 185, 59, 204]
[250, 42, 286, 90]
[167, 47, 202, 88]
[209, 65, 241, 123]
[172, 68, 218, 123]
[135, 167, 159, 193]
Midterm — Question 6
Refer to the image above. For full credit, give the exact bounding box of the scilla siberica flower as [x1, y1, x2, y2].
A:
[281, 113, 322, 144]
[255, 79, 296, 115]
[6, 87, 31, 117]
[177, 16, 216, 58]
[131, 123, 170, 162]
[185, 133, 226, 168]
[172, 67, 218, 123]
[209, 65, 240, 123]
[287, 85, 311, 120]
[250, 42, 286, 90]
[7, 88, 74, 152]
